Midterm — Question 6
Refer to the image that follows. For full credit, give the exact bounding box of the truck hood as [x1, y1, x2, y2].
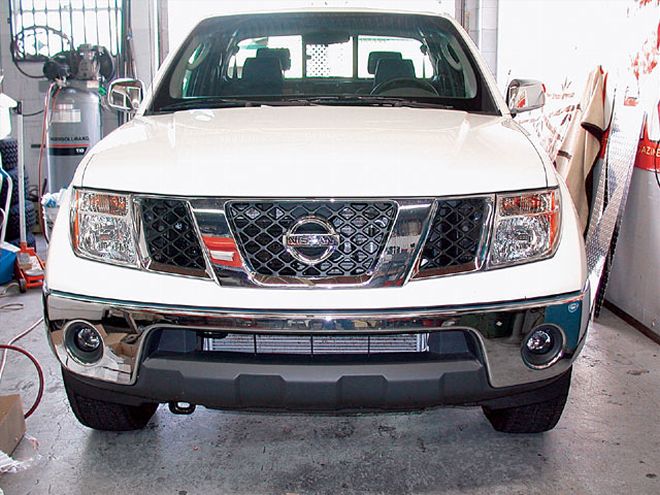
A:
[80, 106, 549, 197]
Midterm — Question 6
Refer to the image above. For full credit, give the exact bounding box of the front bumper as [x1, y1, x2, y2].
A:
[44, 287, 590, 410]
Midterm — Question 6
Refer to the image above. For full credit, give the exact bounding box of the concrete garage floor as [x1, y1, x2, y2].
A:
[0, 274, 658, 494]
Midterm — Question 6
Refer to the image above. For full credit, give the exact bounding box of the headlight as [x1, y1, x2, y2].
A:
[71, 189, 138, 266]
[488, 188, 560, 267]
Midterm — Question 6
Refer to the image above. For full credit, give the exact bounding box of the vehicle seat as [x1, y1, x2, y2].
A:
[257, 48, 292, 72]
[373, 59, 416, 88]
[367, 51, 402, 75]
[434, 59, 464, 98]
[240, 57, 284, 96]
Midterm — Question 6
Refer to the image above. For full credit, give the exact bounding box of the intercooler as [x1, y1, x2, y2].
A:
[203, 333, 429, 355]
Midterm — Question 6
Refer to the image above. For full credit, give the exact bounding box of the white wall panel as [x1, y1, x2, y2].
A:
[166, 0, 456, 49]
[497, 0, 629, 91]
[608, 168, 660, 336]
[0, 2, 159, 195]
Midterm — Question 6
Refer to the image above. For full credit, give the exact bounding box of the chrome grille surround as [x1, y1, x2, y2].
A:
[225, 200, 398, 280]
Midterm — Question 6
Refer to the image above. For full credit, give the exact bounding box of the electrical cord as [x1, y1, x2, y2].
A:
[0, 344, 44, 419]
[0, 282, 21, 300]
[10, 25, 72, 80]
[37, 83, 61, 236]
[0, 265, 46, 419]
[0, 303, 24, 312]
[0, 318, 45, 420]
[23, 109, 44, 118]
[0, 317, 43, 379]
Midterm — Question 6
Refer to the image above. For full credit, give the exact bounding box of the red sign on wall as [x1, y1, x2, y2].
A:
[635, 102, 660, 172]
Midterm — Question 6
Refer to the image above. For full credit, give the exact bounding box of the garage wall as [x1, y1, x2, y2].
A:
[166, 0, 457, 49]
[0, 1, 54, 194]
[606, 2, 660, 337]
[0, 1, 160, 194]
[497, 0, 660, 337]
[462, 0, 498, 75]
[607, 170, 660, 335]
[496, 0, 629, 92]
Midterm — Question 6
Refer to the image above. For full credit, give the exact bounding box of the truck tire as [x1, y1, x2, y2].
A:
[0, 167, 29, 208]
[6, 232, 36, 248]
[482, 368, 571, 433]
[0, 168, 15, 206]
[62, 368, 158, 431]
[0, 138, 19, 171]
[5, 202, 37, 240]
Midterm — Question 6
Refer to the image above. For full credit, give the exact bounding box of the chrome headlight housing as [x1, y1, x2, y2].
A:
[71, 189, 138, 266]
[488, 188, 561, 267]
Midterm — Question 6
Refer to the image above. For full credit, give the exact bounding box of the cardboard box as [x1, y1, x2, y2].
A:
[0, 395, 26, 455]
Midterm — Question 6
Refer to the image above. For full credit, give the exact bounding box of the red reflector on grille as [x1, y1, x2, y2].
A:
[202, 237, 243, 268]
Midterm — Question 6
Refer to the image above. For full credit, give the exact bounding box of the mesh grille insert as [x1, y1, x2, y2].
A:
[140, 198, 206, 271]
[226, 201, 397, 280]
[418, 198, 490, 275]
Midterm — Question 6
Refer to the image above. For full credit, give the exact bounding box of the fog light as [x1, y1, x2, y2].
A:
[526, 329, 553, 354]
[522, 324, 564, 369]
[75, 327, 102, 352]
[65, 321, 104, 364]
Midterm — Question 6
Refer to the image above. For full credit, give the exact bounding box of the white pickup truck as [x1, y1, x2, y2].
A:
[44, 8, 590, 433]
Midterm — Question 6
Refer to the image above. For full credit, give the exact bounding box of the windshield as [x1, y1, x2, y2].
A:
[149, 12, 499, 114]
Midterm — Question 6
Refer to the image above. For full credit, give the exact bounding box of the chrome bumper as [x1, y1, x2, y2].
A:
[44, 286, 590, 390]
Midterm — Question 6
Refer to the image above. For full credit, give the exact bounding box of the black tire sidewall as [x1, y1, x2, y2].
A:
[0, 138, 19, 171]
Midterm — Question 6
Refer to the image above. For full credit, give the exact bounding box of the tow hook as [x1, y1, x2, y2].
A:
[168, 401, 196, 415]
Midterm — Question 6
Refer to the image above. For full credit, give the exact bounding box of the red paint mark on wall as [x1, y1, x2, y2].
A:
[635, 103, 660, 171]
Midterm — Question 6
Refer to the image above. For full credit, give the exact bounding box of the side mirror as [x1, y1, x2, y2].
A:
[506, 79, 546, 116]
[107, 78, 144, 113]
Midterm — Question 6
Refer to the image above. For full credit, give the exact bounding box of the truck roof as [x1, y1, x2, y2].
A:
[195, 7, 453, 21]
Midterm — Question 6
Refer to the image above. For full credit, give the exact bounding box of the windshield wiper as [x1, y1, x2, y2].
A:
[155, 97, 315, 113]
[305, 96, 455, 110]
[156, 98, 256, 112]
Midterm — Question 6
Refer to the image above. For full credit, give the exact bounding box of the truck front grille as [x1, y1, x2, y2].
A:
[417, 198, 491, 276]
[204, 333, 427, 355]
[137, 196, 491, 284]
[225, 200, 397, 280]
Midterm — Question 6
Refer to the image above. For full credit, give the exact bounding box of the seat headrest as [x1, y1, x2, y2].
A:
[242, 57, 283, 83]
[257, 48, 291, 71]
[367, 51, 402, 75]
[374, 59, 416, 86]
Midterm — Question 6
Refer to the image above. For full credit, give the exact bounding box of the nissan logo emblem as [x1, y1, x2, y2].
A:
[283, 217, 340, 265]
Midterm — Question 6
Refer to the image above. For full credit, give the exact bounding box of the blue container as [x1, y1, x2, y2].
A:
[0, 248, 16, 285]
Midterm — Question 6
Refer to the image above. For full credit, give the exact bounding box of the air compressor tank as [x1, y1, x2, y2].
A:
[46, 80, 102, 193]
